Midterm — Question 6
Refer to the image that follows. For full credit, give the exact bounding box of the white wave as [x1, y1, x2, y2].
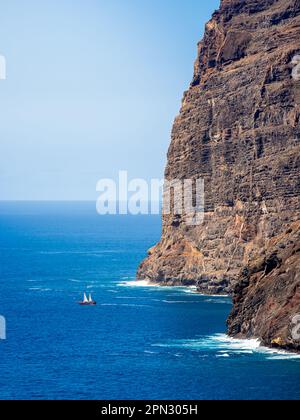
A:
[266, 354, 300, 360]
[204, 298, 232, 305]
[217, 353, 230, 358]
[153, 334, 300, 360]
[182, 288, 230, 298]
[182, 287, 198, 294]
[117, 282, 231, 307]
[118, 281, 201, 296]
[211, 335, 261, 351]
[117, 280, 158, 288]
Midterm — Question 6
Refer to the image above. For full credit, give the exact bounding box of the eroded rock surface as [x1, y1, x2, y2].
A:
[138, 0, 300, 299]
[228, 222, 300, 352]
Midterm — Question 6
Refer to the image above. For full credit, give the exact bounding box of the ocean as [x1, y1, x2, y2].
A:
[0, 202, 299, 400]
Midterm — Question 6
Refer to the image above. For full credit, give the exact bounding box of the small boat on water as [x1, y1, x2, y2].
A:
[79, 293, 96, 306]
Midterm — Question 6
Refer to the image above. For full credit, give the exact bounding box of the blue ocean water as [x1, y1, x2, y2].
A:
[0, 202, 299, 400]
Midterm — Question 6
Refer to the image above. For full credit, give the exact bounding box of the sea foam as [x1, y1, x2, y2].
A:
[118, 280, 156, 288]
[153, 334, 300, 360]
[118, 280, 200, 294]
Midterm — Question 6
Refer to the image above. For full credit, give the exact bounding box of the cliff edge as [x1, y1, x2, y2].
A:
[138, 0, 300, 295]
[138, 0, 300, 351]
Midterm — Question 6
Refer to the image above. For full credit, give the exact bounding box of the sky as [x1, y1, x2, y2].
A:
[0, 0, 220, 201]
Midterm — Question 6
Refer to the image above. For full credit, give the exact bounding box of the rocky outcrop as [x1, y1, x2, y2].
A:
[228, 221, 300, 352]
[137, 0, 300, 298]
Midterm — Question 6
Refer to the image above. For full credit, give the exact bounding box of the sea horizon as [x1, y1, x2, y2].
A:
[1, 202, 300, 400]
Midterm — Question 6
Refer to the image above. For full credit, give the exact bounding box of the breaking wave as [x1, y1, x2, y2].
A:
[118, 281, 200, 294]
[153, 334, 300, 360]
[118, 280, 156, 288]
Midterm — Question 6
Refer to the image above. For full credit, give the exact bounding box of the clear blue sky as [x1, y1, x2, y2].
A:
[0, 0, 220, 200]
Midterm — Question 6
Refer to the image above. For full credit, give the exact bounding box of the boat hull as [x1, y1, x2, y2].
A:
[79, 302, 97, 306]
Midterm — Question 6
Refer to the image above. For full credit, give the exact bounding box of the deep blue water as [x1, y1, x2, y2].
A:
[0, 202, 299, 400]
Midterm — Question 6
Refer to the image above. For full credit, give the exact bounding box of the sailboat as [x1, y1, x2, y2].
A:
[79, 292, 96, 306]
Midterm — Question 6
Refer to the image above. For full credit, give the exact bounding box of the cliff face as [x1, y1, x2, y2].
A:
[138, 0, 300, 298]
[228, 221, 300, 352]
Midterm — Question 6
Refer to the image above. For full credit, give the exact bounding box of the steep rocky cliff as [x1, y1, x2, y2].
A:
[228, 221, 300, 352]
[138, 0, 300, 297]
[138, 0, 300, 351]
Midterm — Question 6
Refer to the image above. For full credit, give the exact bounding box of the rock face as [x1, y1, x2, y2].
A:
[138, 0, 300, 350]
[138, 0, 300, 298]
[228, 221, 300, 352]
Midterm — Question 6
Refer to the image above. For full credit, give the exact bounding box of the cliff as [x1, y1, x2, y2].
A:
[228, 221, 300, 352]
[138, 0, 300, 295]
[137, 0, 300, 351]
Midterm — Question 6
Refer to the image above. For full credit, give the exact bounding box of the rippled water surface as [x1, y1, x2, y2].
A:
[0, 202, 299, 400]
